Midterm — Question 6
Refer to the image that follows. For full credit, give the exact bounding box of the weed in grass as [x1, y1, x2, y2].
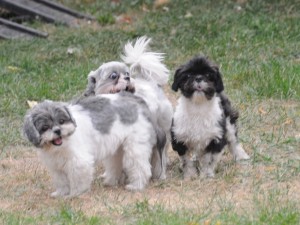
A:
[97, 13, 116, 26]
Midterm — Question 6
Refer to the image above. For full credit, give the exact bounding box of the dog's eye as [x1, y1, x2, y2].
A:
[110, 72, 119, 80]
[59, 119, 65, 125]
[90, 76, 96, 84]
[41, 125, 49, 132]
[205, 74, 214, 81]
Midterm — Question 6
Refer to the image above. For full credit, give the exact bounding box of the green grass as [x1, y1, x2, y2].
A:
[1, 193, 299, 225]
[0, 207, 110, 225]
[0, 0, 299, 224]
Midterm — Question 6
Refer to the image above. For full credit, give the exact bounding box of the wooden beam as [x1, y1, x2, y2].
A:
[0, 18, 48, 39]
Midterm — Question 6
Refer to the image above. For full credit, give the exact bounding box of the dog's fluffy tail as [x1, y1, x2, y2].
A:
[121, 36, 169, 86]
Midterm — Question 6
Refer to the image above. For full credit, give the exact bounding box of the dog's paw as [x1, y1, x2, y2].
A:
[234, 145, 250, 161]
[51, 190, 69, 198]
[99, 172, 106, 179]
[236, 152, 250, 161]
[125, 184, 144, 192]
[199, 170, 215, 179]
[50, 191, 60, 198]
[158, 173, 167, 180]
[183, 165, 198, 180]
[50, 186, 70, 197]
[103, 177, 119, 186]
[151, 169, 167, 180]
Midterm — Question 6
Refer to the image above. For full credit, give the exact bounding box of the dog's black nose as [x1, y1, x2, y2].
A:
[124, 76, 130, 81]
[54, 129, 61, 136]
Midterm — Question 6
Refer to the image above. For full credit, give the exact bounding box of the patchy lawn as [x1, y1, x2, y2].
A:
[0, 0, 299, 224]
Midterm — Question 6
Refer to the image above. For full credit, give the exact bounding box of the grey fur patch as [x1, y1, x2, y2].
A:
[76, 97, 116, 134]
[114, 102, 138, 124]
[23, 114, 41, 147]
[113, 93, 142, 124]
[76, 92, 144, 134]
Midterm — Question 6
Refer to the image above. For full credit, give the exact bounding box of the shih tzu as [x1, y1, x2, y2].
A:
[84, 36, 173, 180]
[171, 55, 250, 179]
[23, 92, 166, 197]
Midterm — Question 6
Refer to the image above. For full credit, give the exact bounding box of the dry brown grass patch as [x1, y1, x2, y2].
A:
[1, 98, 299, 220]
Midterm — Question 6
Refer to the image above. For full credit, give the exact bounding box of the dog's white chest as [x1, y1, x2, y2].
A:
[173, 96, 224, 149]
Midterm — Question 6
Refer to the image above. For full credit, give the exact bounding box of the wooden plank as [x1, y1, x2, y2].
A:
[0, 18, 48, 39]
[0, 0, 93, 26]
[33, 0, 94, 20]
[0, 24, 32, 39]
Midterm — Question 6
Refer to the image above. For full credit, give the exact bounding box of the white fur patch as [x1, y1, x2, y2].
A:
[173, 95, 223, 151]
[121, 36, 169, 85]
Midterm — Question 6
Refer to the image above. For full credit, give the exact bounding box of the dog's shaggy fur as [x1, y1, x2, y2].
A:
[84, 37, 173, 180]
[171, 56, 249, 179]
[23, 93, 166, 197]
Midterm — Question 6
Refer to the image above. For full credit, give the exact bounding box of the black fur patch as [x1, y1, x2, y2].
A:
[171, 119, 188, 156]
[172, 55, 224, 96]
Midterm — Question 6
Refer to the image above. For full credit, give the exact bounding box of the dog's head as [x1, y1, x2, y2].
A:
[172, 56, 224, 100]
[23, 101, 76, 148]
[84, 61, 135, 96]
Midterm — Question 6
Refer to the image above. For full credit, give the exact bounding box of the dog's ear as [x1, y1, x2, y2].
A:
[84, 71, 97, 97]
[171, 66, 185, 92]
[23, 114, 41, 147]
[63, 106, 77, 127]
[212, 65, 224, 93]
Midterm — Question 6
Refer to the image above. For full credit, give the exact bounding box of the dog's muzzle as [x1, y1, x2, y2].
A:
[52, 128, 63, 146]
[52, 137, 62, 146]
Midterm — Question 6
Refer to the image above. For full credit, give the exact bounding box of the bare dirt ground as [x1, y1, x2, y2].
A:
[1, 90, 299, 219]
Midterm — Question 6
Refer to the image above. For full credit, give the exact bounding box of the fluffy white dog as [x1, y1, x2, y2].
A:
[84, 36, 173, 180]
[23, 93, 166, 197]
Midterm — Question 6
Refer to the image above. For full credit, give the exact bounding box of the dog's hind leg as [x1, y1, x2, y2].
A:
[151, 124, 167, 180]
[151, 146, 167, 180]
[123, 142, 152, 191]
[225, 118, 250, 161]
[102, 150, 124, 186]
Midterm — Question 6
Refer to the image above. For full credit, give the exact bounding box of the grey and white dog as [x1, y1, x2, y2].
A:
[84, 36, 173, 180]
[171, 56, 250, 179]
[23, 92, 166, 197]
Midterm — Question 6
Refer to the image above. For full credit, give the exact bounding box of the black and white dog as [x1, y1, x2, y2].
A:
[171, 56, 249, 179]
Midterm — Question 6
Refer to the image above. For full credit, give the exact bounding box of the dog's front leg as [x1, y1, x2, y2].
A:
[199, 152, 220, 178]
[181, 153, 198, 180]
[50, 171, 70, 197]
[66, 159, 95, 197]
